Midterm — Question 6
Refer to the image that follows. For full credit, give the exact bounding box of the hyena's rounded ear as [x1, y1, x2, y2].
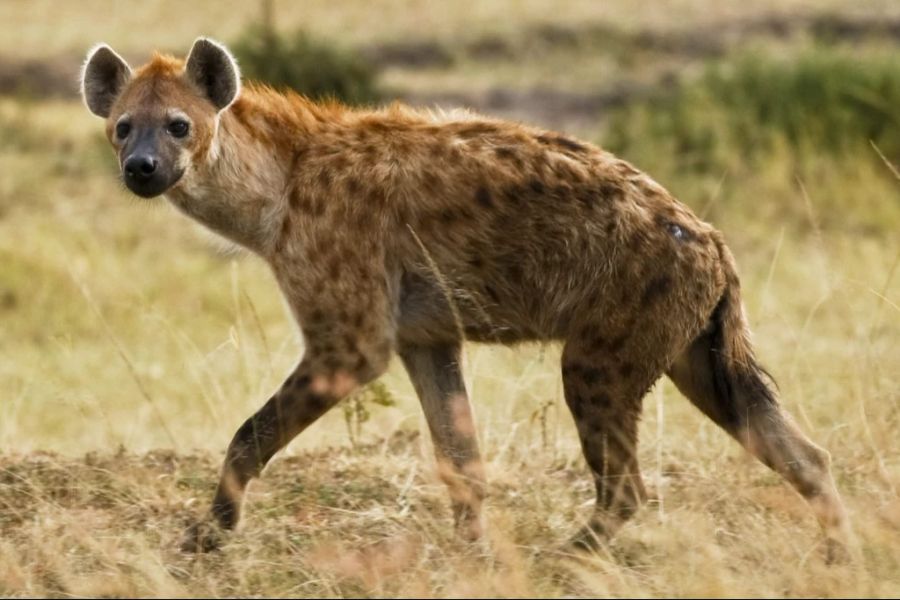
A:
[81, 44, 132, 118]
[184, 37, 241, 111]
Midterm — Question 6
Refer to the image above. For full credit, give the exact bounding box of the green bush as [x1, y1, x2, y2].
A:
[232, 26, 379, 105]
[603, 46, 900, 233]
[605, 46, 900, 173]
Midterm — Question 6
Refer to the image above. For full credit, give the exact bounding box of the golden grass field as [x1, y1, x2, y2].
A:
[1, 1, 899, 597]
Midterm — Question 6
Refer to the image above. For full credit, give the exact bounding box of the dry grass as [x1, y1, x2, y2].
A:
[1, 1, 899, 596]
[1, 98, 898, 598]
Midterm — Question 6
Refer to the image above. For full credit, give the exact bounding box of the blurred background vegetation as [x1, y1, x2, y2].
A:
[0, 1, 898, 596]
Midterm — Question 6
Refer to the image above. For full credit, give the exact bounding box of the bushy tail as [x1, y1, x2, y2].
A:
[670, 236, 853, 562]
[669, 235, 777, 435]
[707, 236, 778, 431]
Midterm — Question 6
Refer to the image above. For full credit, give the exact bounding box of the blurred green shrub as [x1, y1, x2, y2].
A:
[606, 46, 900, 172]
[232, 26, 379, 105]
[604, 46, 900, 232]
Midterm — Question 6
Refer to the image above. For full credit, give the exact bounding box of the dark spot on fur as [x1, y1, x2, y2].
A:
[306, 391, 330, 412]
[640, 275, 673, 307]
[536, 134, 587, 154]
[535, 134, 588, 153]
[469, 255, 484, 269]
[439, 208, 458, 224]
[503, 187, 524, 206]
[574, 187, 595, 208]
[353, 353, 369, 372]
[556, 136, 587, 153]
[551, 184, 570, 201]
[475, 186, 493, 209]
[494, 146, 521, 165]
[609, 334, 627, 352]
[582, 366, 609, 387]
[316, 170, 332, 190]
[484, 285, 500, 303]
[345, 177, 361, 195]
[278, 216, 292, 240]
[529, 179, 545, 195]
[598, 181, 625, 202]
[618, 363, 635, 378]
[457, 123, 499, 138]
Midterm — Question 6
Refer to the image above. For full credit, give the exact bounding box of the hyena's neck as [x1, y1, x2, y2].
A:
[165, 87, 329, 256]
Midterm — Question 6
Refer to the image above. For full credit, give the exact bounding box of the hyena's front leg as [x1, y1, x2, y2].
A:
[398, 342, 486, 541]
[208, 364, 343, 530]
[182, 300, 395, 552]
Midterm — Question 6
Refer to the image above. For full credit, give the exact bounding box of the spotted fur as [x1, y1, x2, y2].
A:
[82, 38, 851, 558]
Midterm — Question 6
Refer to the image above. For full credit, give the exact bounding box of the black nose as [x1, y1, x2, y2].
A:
[124, 154, 158, 182]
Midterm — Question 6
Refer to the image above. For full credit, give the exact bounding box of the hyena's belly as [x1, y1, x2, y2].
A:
[396, 267, 561, 346]
[396, 261, 599, 346]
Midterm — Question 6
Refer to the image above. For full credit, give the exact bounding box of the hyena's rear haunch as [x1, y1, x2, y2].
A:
[81, 38, 851, 557]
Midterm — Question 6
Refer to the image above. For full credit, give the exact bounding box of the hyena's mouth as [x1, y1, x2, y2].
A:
[123, 167, 184, 198]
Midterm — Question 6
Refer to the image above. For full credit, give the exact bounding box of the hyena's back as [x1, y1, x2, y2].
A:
[316, 114, 727, 351]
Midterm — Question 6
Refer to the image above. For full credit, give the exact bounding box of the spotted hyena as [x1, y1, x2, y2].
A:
[81, 38, 851, 557]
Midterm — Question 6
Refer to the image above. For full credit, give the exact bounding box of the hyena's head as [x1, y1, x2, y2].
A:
[81, 38, 239, 198]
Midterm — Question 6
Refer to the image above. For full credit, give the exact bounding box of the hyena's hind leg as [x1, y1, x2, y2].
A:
[667, 328, 853, 561]
[399, 342, 486, 541]
[560, 335, 659, 549]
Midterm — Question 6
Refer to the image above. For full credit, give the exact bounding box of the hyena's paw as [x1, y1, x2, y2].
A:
[452, 505, 484, 544]
[564, 517, 620, 553]
[823, 533, 862, 566]
[566, 527, 607, 553]
[180, 519, 227, 553]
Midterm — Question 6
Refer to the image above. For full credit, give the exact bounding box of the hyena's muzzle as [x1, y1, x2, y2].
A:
[118, 124, 185, 198]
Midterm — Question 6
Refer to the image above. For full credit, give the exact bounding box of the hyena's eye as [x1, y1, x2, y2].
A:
[167, 120, 190, 138]
[115, 122, 131, 139]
